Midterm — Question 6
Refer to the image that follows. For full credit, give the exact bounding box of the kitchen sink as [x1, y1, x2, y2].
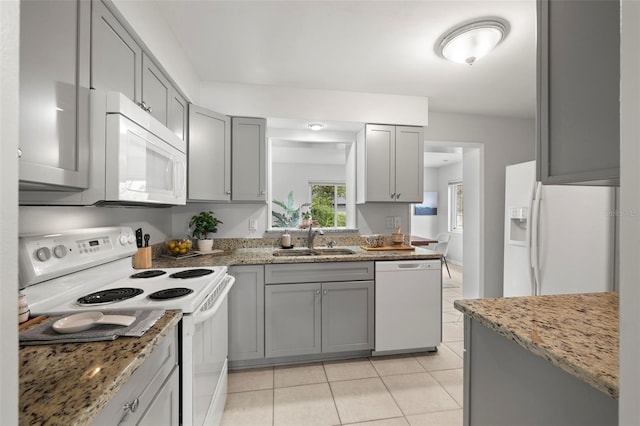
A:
[272, 248, 356, 257]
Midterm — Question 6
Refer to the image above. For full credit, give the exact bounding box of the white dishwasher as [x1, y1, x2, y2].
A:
[374, 260, 442, 355]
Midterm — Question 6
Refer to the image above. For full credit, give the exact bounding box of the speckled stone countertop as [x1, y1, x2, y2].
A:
[19, 310, 182, 426]
[150, 245, 441, 269]
[454, 292, 618, 399]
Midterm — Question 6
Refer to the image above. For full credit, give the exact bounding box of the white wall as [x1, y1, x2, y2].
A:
[0, 1, 19, 422]
[437, 162, 464, 265]
[619, 1, 640, 422]
[19, 207, 173, 246]
[199, 81, 429, 126]
[411, 167, 439, 239]
[423, 112, 535, 298]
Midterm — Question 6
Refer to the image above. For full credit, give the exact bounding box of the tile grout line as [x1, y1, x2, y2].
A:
[321, 361, 344, 425]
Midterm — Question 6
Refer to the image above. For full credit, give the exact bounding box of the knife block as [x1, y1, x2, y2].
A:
[133, 247, 152, 269]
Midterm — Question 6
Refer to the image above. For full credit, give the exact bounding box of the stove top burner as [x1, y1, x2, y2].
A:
[130, 270, 167, 279]
[77, 287, 143, 305]
[169, 268, 214, 279]
[148, 287, 194, 300]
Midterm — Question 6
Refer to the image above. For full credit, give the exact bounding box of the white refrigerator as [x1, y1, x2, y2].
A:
[503, 161, 616, 296]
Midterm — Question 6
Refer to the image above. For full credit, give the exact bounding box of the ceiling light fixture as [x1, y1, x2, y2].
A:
[308, 123, 325, 131]
[438, 19, 507, 65]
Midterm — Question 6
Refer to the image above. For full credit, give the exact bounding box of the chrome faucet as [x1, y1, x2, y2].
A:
[307, 225, 324, 249]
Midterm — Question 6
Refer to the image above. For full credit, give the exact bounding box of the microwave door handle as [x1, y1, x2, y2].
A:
[192, 276, 235, 325]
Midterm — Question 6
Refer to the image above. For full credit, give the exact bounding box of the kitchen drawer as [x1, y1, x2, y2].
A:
[92, 327, 178, 425]
[265, 261, 374, 284]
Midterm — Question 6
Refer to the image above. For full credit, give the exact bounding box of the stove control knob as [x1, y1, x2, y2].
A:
[119, 235, 128, 246]
[53, 245, 67, 258]
[35, 247, 51, 262]
[128, 234, 135, 245]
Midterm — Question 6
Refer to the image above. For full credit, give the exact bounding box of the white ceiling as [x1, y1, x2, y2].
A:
[155, 0, 536, 119]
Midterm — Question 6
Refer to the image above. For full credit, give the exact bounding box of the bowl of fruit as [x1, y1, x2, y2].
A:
[165, 237, 193, 256]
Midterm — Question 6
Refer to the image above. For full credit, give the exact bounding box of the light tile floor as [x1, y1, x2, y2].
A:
[222, 264, 464, 426]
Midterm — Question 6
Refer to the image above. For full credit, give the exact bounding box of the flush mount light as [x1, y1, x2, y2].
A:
[438, 19, 507, 65]
[308, 123, 325, 131]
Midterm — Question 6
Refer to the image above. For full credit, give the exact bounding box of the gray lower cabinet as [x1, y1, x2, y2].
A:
[463, 317, 617, 426]
[537, 0, 620, 185]
[265, 282, 322, 358]
[264, 262, 375, 358]
[91, 327, 179, 425]
[321, 281, 375, 353]
[228, 265, 265, 362]
[19, 0, 90, 190]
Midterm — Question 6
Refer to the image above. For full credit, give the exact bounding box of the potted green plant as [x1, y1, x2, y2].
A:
[301, 211, 312, 227]
[189, 211, 223, 252]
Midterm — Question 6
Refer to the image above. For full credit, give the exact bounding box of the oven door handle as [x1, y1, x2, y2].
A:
[192, 275, 235, 325]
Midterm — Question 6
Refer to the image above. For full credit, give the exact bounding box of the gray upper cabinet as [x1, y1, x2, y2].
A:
[228, 265, 265, 363]
[231, 117, 267, 202]
[537, 0, 620, 185]
[91, 0, 141, 102]
[19, 0, 91, 190]
[357, 124, 424, 202]
[187, 111, 267, 202]
[91, 0, 188, 139]
[187, 104, 231, 201]
[169, 91, 188, 141]
[142, 53, 171, 126]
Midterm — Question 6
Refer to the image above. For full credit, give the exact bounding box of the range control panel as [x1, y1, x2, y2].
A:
[19, 227, 138, 288]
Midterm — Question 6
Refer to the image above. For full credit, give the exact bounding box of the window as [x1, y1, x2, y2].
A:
[309, 183, 347, 228]
[449, 181, 463, 232]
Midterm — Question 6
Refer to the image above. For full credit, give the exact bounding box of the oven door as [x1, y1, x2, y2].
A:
[104, 113, 186, 205]
[181, 275, 235, 426]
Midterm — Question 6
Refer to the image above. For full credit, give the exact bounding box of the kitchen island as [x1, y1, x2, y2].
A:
[455, 292, 618, 426]
[19, 310, 182, 426]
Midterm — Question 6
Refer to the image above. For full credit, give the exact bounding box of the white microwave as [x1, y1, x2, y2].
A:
[19, 90, 187, 206]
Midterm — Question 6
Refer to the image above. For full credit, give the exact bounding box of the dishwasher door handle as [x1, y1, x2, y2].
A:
[396, 264, 423, 269]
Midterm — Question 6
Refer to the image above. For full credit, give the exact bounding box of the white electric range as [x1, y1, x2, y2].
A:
[20, 226, 234, 426]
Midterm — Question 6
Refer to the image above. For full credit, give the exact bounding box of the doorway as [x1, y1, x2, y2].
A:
[410, 142, 483, 300]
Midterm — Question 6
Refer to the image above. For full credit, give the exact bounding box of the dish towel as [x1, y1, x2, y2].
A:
[19, 309, 165, 345]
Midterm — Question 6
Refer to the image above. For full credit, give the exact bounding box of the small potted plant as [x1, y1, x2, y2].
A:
[301, 211, 312, 227]
[189, 211, 223, 252]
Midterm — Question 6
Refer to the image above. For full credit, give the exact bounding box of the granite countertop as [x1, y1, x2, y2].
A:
[454, 292, 618, 399]
[151, 245, 442, 269]
[19, 310, 182, 426]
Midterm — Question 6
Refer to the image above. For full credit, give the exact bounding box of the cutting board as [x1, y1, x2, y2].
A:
[360, 245, 416, 251]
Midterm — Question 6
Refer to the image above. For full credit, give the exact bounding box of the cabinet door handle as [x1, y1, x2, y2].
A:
[120, 397, 140, 423]
[390, 193, 396, 199]
[17, 148, 22, 158]
[396, 193, 401, 199]
[226, 190, 231, 195]
[316, 289, 320, 295]
[259, 190, 265, 195]
[139, 101, 152, 113]
[124, 398, 139, 413]
[323, 290, 328, 295]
